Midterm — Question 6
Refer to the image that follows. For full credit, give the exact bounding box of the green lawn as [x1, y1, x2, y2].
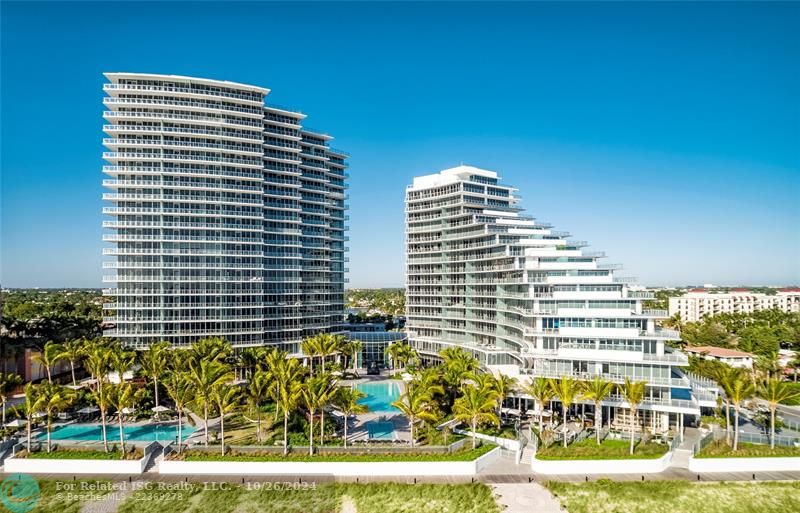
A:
[546, 480, 800, 513]
[175, 443, 495, 462]
[118, 483, 499, 513]
[695, 440, 800, 458]
[21, 448, 143, 460]
[536, 437, 668, 460]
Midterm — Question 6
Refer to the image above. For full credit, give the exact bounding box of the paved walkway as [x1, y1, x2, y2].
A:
[492, 483, 563, 513]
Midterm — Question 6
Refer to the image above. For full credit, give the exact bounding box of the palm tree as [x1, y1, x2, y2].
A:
[341, 340, 363, 374]
[212, 385, 240, 455]
[187, 359, 233, 446]
[0, 372, 23, 427]
[331, 387, 368, 447]
[264, 348, 287, 422]
[163, 372, 193, 453]
[189, 337, 232, 364]
[759, 378, 800, 449]
[548, 377, 582, 448]
[453, 385, 500, 449]
[21, 383, 45, 452]
[246, 369, 270, 442]
[56, 339, 85, 386]
[662, 313, 683, 332]
[620, 378, 647, 455]
[110, 346, 137, 383]
[789, 354, 800, 383]
[301, 337, 320, 376]
[301, 374, 334, 455]
[713, 365, 738, 445]
[391, 381, 441, 447]
[494, 374, 518, 421]
[32, 341, 63, 383]
[274, 358, 304, 455]
[727, 373, 755, 451]
[385, 342, 404, 371]
[139, 340, 171, 418]
[522, 377, 554, 434]
[107, 381, 144, 458]
[318, 373, 337, 447]
[581, 377, 614, 445]
[84, 345, 112, 451]
[37, 382, 74, 453]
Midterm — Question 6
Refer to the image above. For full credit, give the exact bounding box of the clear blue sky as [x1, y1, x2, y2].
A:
[1, 1, 798, 289]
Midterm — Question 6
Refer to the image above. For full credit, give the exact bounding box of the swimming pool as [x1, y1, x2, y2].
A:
[366, 421, 395, 440]
[39, 423, 196, 442]
[355, 381, 401, 413]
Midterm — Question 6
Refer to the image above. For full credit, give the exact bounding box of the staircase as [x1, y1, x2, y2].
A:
[143, 444, 164, 473]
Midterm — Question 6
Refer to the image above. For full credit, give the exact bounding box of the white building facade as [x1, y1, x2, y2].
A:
[669, 289, 800, 322]
[102, 73, 347, 350]
[405, 166, 712, 432]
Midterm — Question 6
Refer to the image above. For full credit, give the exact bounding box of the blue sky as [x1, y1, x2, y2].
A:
[1, 1, 798, 288]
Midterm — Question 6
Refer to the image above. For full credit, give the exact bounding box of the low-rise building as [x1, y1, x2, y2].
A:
[669, 288, 800, 322]
[684, 346, 754, 369]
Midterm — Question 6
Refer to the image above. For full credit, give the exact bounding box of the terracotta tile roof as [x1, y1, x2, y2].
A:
[685, 345, 754, 358]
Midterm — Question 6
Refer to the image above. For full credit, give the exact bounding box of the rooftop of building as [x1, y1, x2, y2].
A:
[684, 345, 754, 358]
[104, 72, 270, 95]
[408, 165, 497, 191]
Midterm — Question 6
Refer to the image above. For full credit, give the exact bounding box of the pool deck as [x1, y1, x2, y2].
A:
[339, 374, 411, 444]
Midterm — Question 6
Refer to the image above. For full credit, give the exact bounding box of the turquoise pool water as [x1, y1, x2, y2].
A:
[355, 381, 401, 413]
[366, 421, 395, 440]
[39, 423, 196, 442]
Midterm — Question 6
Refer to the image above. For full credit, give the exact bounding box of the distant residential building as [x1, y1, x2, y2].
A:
[669, 288, 800, 322]
[684, 346, 754, 369]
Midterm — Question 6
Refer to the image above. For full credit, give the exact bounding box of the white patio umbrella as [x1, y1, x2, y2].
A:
[32, 412, 46, 419]
[120, 407, 135, 415]
[151, 405, 170, 413]
[77, 406, 99, 414]
[4, 419, 26, 427]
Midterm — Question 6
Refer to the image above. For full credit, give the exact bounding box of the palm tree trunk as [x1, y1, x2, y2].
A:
[410, 414, 416, 448]
[308, 412, 314, 456]
[204, 405, 209, 447]
[283, 411, 289, 456]
[2, 398, 6, 427]
[220, 414, 225, 455]
[26, 418, 31, 452]
[595, 402, 601, 445]
[343, 413, 349, 448]
[257, 412, 262, 443]
[153, 378, 159, 419]
[770, 407, 776, 450]
[472, 419, 477, 449]
[70, 361, 77, 386]
[118, 416, 125, 458]
[47, 417, 52, 453]
[562, 404, 568, 448]
[725, 400, 732, 445]
[46, 367, 52, 384]
[177, 411, 183, 454]
[101, 409, 108, 452]
[629, 408, 635, 455]
[733, 407, 740, 451]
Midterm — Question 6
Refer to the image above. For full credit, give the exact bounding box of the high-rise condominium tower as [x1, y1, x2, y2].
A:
[102, 73, 347, 350]
[405, 166, 714, 432]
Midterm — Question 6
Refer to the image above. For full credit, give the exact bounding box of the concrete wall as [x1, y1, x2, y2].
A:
[688, 456, 800, 473]
[531, 451, 673, 474]
[160, 447, 500, 476]
[4, 452, 148, 474]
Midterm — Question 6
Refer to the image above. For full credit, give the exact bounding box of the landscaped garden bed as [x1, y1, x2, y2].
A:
[19, 448, 143, 460]
[695, 440, 800, 458]
[546, 480, 800, 513]
[536, 438, 669, 460]
[170, 443, 495, 462]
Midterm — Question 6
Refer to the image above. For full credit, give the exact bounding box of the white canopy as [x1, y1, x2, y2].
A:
[77, 406, 99, 414]
[151, 405, 170, 413]
[120, 407, 135, 415]
[4, 419, 26, 427]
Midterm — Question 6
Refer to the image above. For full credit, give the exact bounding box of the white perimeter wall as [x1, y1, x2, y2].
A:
[3, 453, 147, 474]
[688, 456, 800, 473]
[531, 451, 673, 474]
[159, 447, 500, 476]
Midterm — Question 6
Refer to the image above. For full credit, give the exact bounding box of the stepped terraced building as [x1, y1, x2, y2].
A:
[405, 166, 716, 433]
[102, 73, 348, 350]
